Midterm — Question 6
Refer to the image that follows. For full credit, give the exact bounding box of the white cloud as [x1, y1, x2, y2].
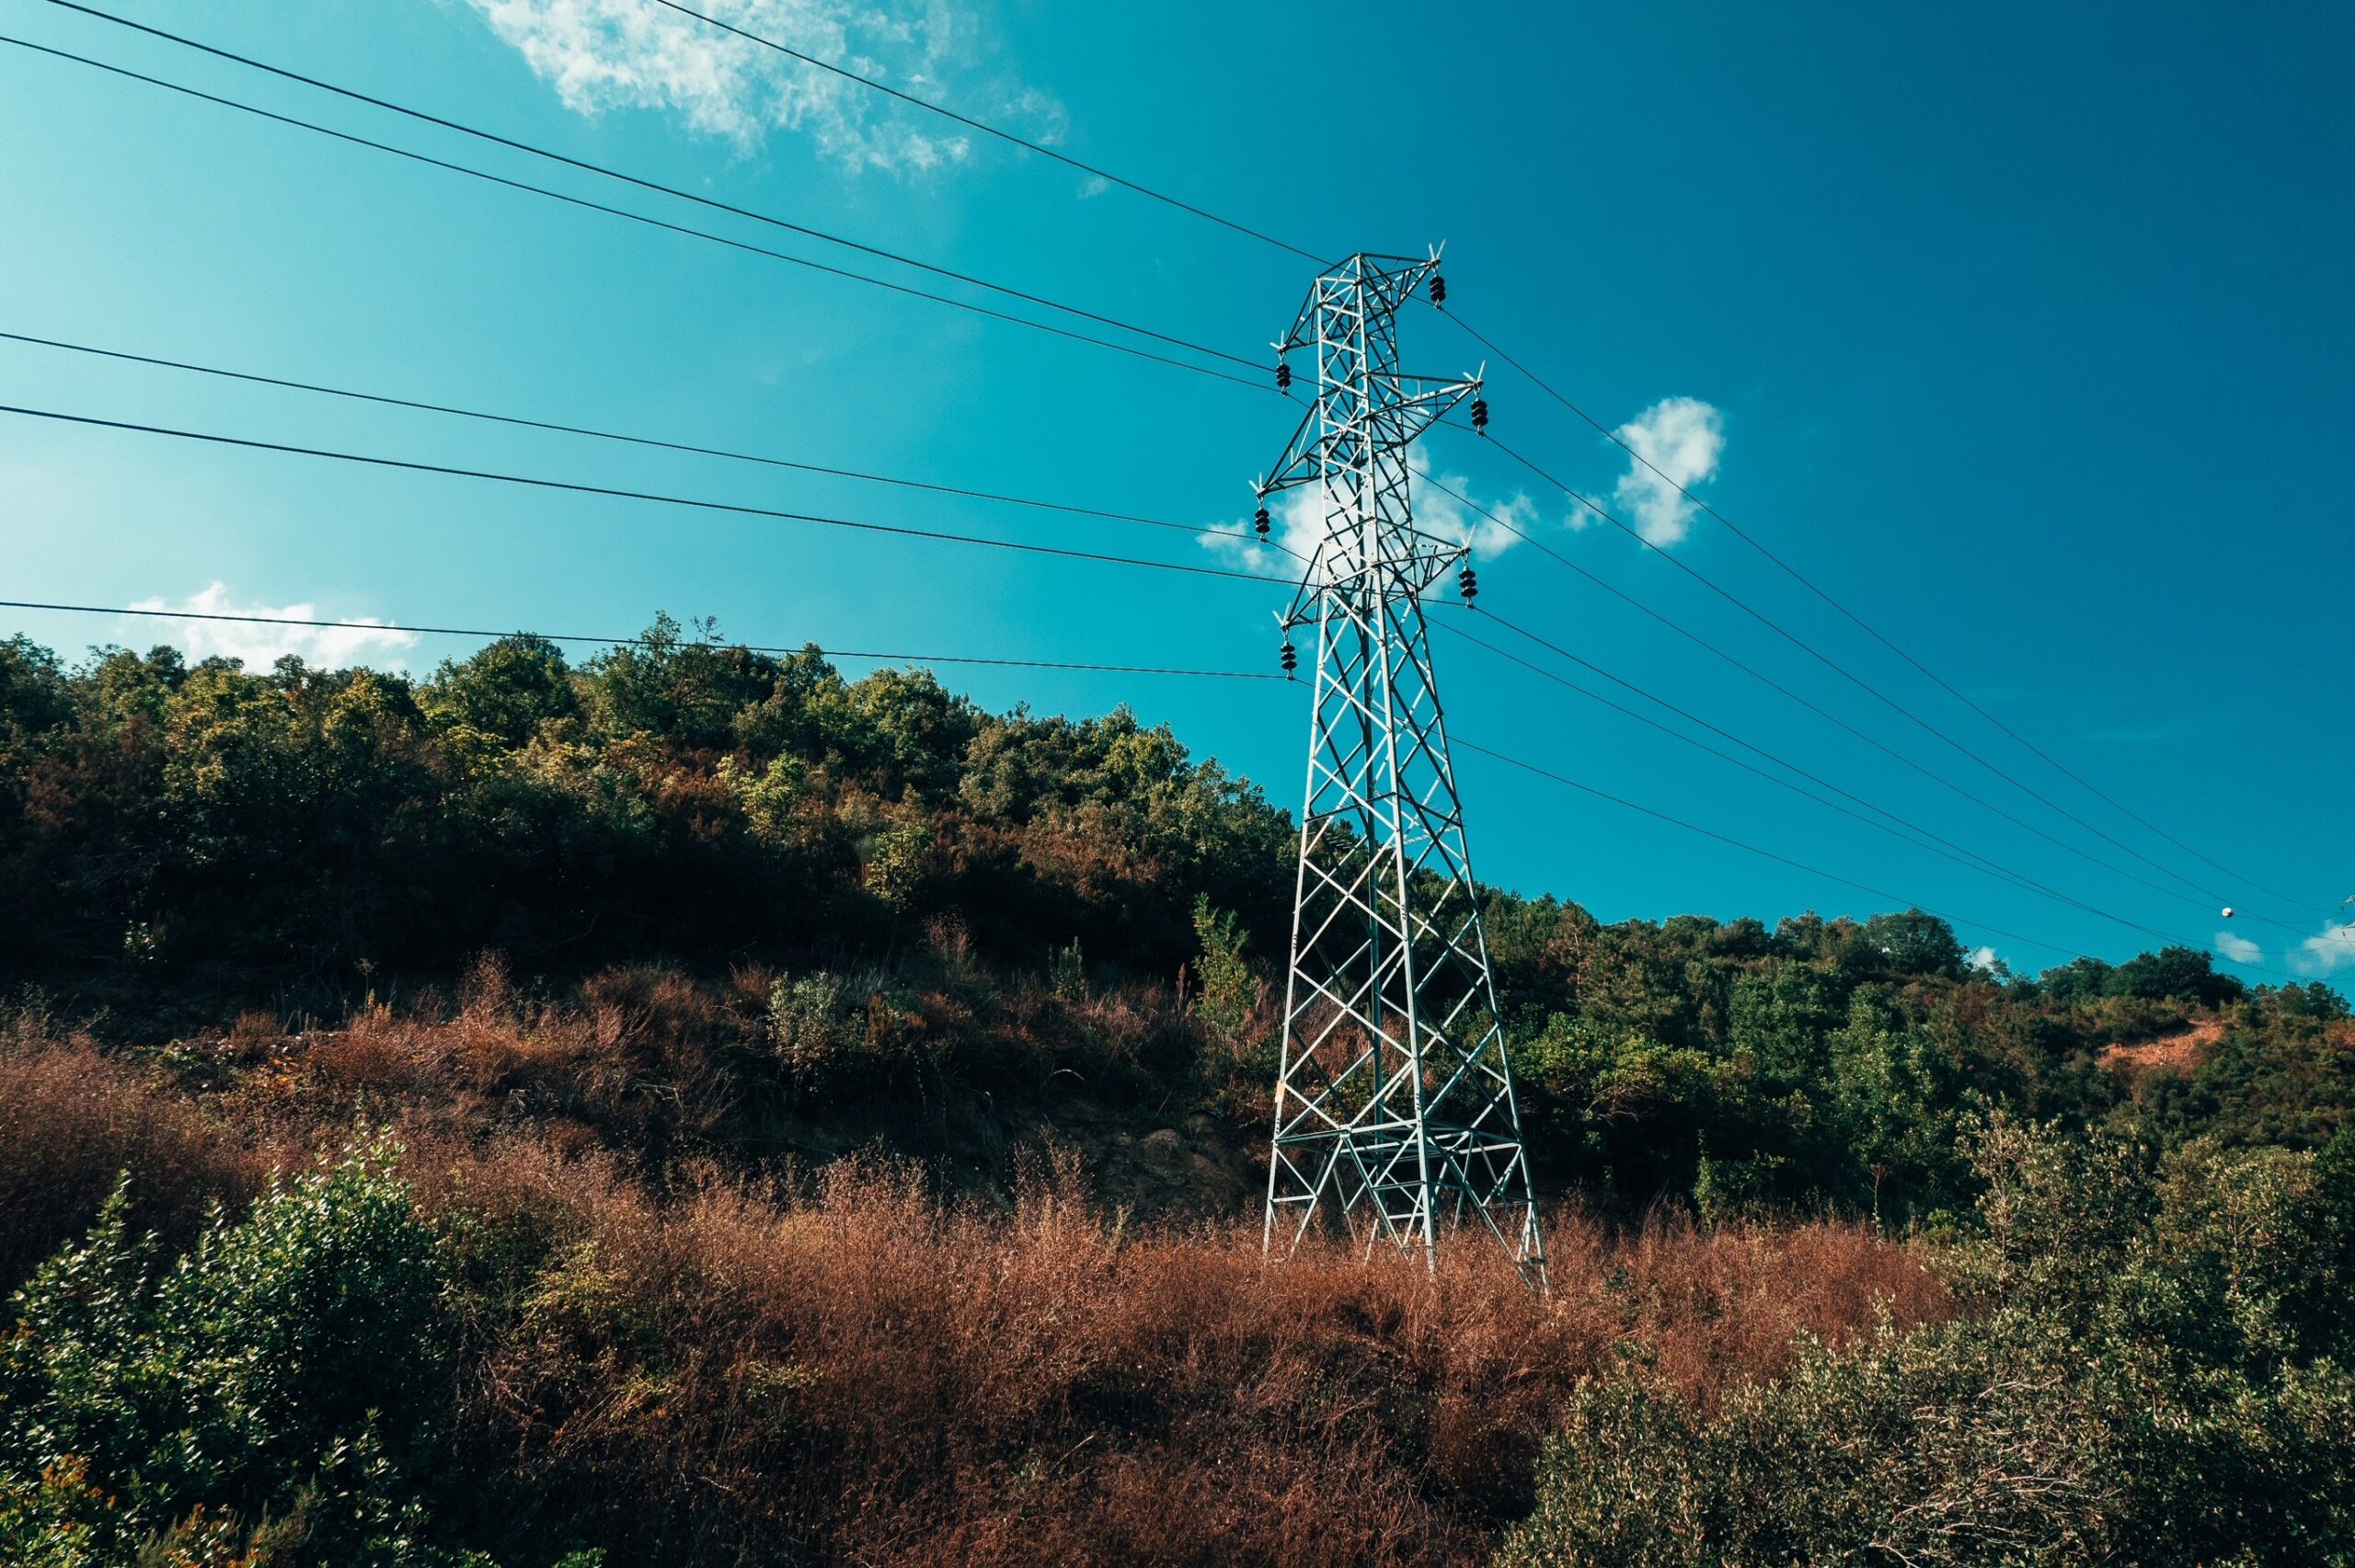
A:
[1611, 396, 1724, 547]
[1969, 944, 2001, 972]
[1075, 173, 1109, 200]
[1408, 451, 1538, 561]
[2292, 921, 2355, 978]
[1200, 453, 1542, 578]
[993, 86, 1067, 147]
[125, 583, 419, 670]
[2216, 931, 2263, 966]
[1200, 480, 1319, 576]
[461, 0, 1030, 172]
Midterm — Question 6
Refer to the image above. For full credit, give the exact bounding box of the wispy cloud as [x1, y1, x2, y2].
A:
[2292, 920, 2355, 978]
[1969, 944, 2002, 973]
[462, 0, 1041, 173]
[1199, 480, 1319, 577]
[1410, 451, 1540, 560]
[1612, 396, 1724, 547]
[125, 583, 419, 670]
[1198, 454, 1539, 577]
[2216, 930, 2263, 966]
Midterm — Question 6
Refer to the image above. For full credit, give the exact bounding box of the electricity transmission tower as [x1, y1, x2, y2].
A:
[1257, 250, 1545, 1283]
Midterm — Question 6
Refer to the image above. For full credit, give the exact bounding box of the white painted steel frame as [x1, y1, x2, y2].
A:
[1258, 251, 1545, 1284]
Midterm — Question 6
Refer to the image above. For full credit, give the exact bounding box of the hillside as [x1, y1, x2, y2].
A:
[2, 624, 2352, 1564]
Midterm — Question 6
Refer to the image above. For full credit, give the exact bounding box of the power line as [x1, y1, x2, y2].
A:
[18, 7, 2310, 966]
[0, 401, 1291, 588]
[1455, 735, 2321, 984]
[1459, 424, 2305, 932]
[14, 11, 2310, 977]
[1441, 303, 2321, 917]
[11, 384, 2277, 959]
[0, 32, 1267, 394]
[1452, 736, 2086, 962]
[39, 0, 1266, 373]
[1435, 609, 2195, 949]
[641, 0, 1329, 266]
[1423, 467, 1946, 738]
[0, 598, 1290, 680]
[1416, 467, 2303, 934]
[0, 327, 1305, 563]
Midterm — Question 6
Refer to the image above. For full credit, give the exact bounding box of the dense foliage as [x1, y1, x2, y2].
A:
[0, 621, 1290, 984]
[2, 624, 2350, 1563]
[1504, 1121, 2355, 1565]
[1488, 900, 2353, 1223]
[0, 1148, 548, 1567]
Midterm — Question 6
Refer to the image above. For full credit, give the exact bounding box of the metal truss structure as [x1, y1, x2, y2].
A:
[1257, 250, 1545, 1282]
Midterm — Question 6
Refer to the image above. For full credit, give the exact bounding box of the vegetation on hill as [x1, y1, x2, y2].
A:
[1505, 1122, 2355, 1565]
[1, 623, 2349, 1563]
[0, 1020, 1941, 1566]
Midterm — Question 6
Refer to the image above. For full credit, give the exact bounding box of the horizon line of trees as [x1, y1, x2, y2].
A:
[3, 618, 2349, 1227]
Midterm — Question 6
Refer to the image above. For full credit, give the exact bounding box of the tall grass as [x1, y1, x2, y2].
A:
[410, 1143, 1946, 1565]
[0, 1009, 259, 1284]
[0, 978, 1949, 1566]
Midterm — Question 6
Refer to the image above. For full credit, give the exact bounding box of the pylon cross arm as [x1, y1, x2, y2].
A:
[1258, 376, 1481, 499]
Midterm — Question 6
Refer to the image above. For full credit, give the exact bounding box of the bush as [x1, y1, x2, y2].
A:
[1190, 896, 1259, 1050]
[0, 1023, 256, 1292]
[0, 1142, 488, 1565]
[765, 969, 925, 1103]
[1502, 1119, 2355, 1566]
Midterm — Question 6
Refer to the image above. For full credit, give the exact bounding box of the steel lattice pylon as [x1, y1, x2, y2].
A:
[1258, 250, 1545, 1283]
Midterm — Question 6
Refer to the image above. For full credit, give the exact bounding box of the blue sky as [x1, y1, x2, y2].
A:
[2, 0, 2349, 983]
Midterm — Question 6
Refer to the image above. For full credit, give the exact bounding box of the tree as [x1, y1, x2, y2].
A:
[423, 635, 579, 747]
[1861, 909, 1967, 980]
[580, 614, 781, 753]
[1503, 1121, 2355, 1567]
[1190, 896, 1258, 1050]
[2108, 944, 2244, 1008]
[0, 635, 70, 739]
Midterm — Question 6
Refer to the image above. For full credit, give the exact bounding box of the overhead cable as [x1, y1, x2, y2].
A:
[0, 327, 1304, 561]
[641, 0, 1330, 265]
[1418, 467, 2303, 933]
[37, 0, 1265, 373]
[0, 402, 1289, 587]
[1456, 425, 2303, 931]
[1453, 736, 2315, 982]
[1442, 303, 2318, 916]
[0, 32, 1266, 393]
[0, 598, 1290, 680]
[1438, 611, 2199, 949]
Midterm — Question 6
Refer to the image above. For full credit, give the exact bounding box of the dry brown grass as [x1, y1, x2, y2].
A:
[2098, 1015, 2226, 1081]
[411, 1148, 1945, 1567]
[0, 1013, 261, 1286]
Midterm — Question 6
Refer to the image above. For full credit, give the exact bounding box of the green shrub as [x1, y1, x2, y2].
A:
[1190, 896, 1258, 1050]
[765, 970, 925, 1102]
[768, 970, 852, 1078]
[859, 823, 933, 911]
[1503, 1120, 2355, 1566]
[0, 1142, 496, 1565]
[1050, 939, 1087, 1003]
